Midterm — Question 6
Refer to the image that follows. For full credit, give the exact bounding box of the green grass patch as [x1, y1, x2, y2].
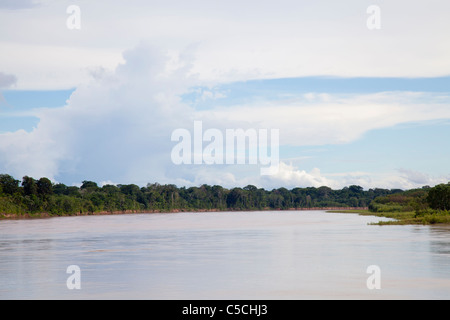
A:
[328, 209, 450, 225]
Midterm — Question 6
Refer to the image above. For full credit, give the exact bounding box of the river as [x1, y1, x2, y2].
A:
[0, 210, 449, 299]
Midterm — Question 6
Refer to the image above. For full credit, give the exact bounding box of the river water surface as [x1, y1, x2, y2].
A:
[1, 210, 449, 299]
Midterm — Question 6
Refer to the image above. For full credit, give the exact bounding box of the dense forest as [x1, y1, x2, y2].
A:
[0, 173, 399, 217]
[0, 173, 448, 220]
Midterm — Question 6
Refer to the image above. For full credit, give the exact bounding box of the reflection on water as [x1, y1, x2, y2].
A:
[0, 211, 449, 299]
[430, 225, 450, 255]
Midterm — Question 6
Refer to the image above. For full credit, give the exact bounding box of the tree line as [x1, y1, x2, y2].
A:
[0, 173, 404, 217]
[1, 173, 448, 218]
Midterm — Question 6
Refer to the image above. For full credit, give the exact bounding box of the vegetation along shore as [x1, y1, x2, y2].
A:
[0, 173, 449, 225]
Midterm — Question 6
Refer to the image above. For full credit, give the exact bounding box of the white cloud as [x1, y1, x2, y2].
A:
[165, 163, 450, 190]
[261, 162, 338, 189]
[0, 41, 449, 189]
[1, 0, 450, 89]
[197, 91, 450, 147]
[0, 42, 124, 90]
[0, 43, 197, 183]
[0, 128, 62, 181]
[396, 169, 450, 188]
[320, 169, 450, 190]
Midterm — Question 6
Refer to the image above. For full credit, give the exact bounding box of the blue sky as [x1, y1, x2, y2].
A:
[0, 0, 449, 190]
[184, 76, 450, 108]
[0, 89, 74, 133]
[4, 76, 450, 133]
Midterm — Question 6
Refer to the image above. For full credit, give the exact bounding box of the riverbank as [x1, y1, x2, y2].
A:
[328, 209, 450, 225]
[0, 207, 369, 220]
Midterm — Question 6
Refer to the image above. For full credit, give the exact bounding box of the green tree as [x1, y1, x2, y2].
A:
[81, 180, 99, 192]
[0, 174, 20, 196]
[66, 186, 81, 197]
[227, 188, 247, 209]
[53, 183, 68, 195]
[22, 176, 38, 196]
[427, 183, 450, 211]
[37, 177, 53, 198]
[119, 184, 141, 197]
[349, 185, 364, 196]
[102, 184, 120, 195]
[318, 186, 332, 199]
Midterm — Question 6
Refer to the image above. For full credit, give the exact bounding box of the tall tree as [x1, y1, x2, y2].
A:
[427, 183, 450, 211]
[37, 177, 53, 198]
[81, 180, 99, 190]
[0, 174, 20, 196]
[22, 176, 38, 196]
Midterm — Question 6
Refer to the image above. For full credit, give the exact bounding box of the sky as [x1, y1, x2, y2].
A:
[0, 0, 449, 190]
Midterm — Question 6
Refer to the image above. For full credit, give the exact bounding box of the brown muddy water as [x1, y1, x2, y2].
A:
[1, 210, 449, 299]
